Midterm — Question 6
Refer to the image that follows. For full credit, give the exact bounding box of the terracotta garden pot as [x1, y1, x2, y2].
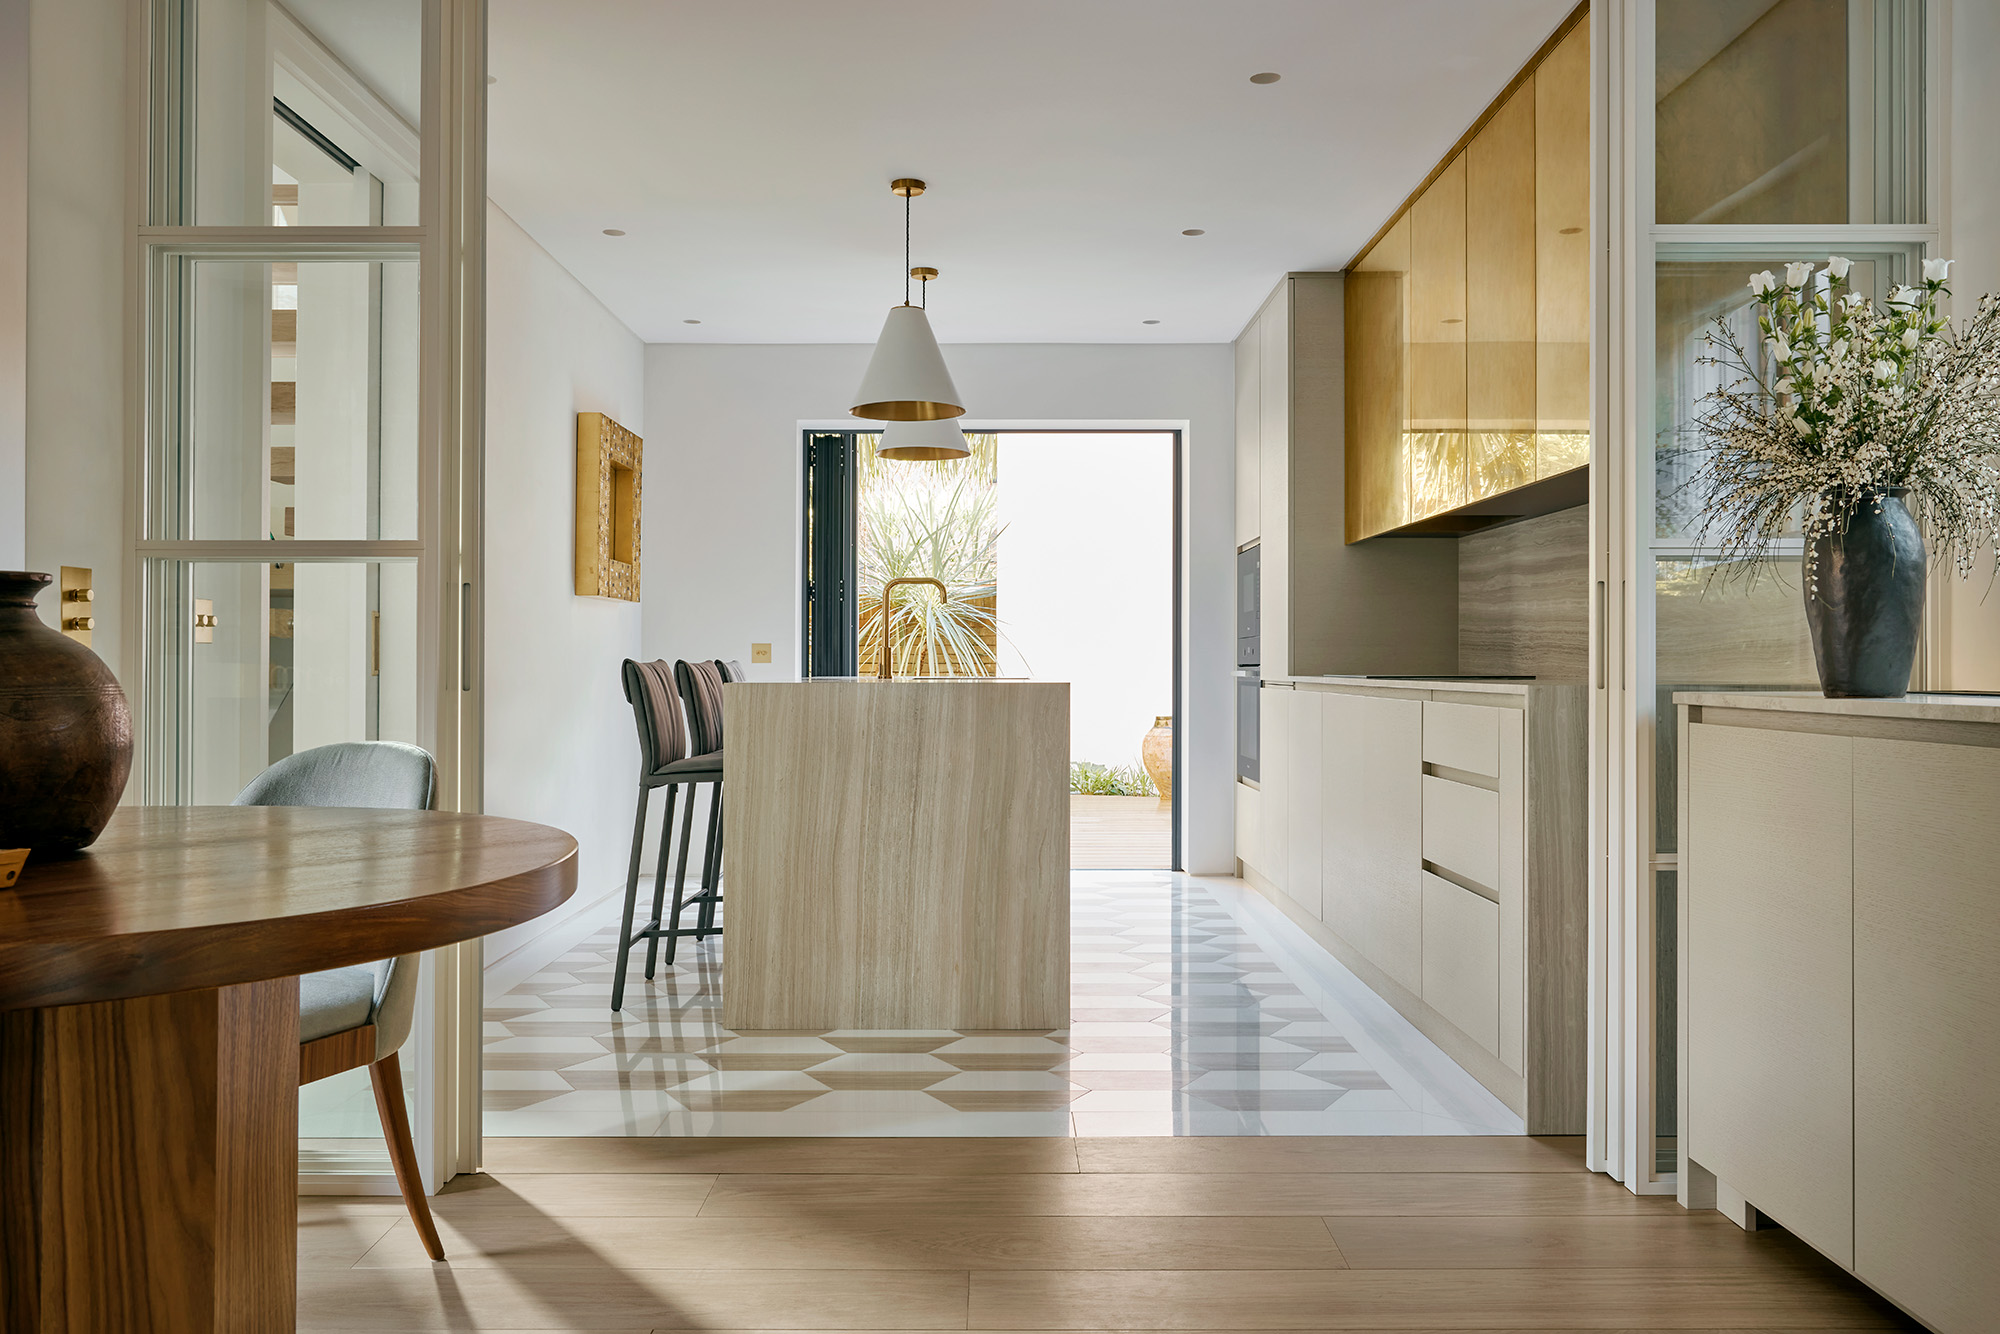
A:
[1141, 715, 1173, 803]
[0, 571, 133, 853]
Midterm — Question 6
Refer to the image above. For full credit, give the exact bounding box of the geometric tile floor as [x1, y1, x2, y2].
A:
[481, 870, 1524, 1138]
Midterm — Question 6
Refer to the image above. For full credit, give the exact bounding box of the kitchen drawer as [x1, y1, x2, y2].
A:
[1422, 871, 1500, 1056]
[1423, 700, 1501, 778]
[1422, 773, 1501, 890]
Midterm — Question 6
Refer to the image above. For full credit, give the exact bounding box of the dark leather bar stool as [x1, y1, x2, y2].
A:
[612, 658, 725, 1011]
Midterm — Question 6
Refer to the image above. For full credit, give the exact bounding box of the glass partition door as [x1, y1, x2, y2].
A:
[135, 0, 486, 1193]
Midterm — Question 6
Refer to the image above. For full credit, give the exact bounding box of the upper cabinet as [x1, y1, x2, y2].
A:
[1345, 11, 1590, 543]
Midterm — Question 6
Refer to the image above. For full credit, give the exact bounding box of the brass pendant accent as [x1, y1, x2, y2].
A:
[891, 178, 926, 197]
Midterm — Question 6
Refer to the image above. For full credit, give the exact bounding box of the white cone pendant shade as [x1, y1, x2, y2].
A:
[851, 305, 965, 422]
[877, 416, 971, 461]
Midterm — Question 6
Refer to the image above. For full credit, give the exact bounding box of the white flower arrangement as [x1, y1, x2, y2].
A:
[1682, 256, 2000, 591]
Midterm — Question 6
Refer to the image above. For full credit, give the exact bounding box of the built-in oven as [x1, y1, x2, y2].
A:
[1237, 544, 1259, 667]
[1236, 669, 1259, 782]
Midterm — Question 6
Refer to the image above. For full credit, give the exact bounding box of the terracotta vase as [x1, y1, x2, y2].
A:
[1141, 715, 1173, 803]
[0, 571, 133, 854]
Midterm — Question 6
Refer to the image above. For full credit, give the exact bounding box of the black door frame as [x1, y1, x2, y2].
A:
[800, 428, 1184, 872]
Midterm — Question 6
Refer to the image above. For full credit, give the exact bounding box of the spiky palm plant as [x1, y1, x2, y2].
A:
[857, 469, 1006, 677]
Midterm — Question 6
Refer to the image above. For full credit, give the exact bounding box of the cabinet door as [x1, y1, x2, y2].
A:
[1235, 318, 1261, 546]
[1408, 154, 1468, 520]
[1235, 776, 1261, 877]
[1258, 686, 1291, 895]
[1323, 692, 1422, 994]
[1686, 723, 1853, 1268]
[1421, 774, 1501, 891]
[1421, 871, 1500, 1056]
[1345, 214, 1410, 542]
[1466, 78, 1537, 502]
[1286, 689, 1324, 920]
[1534, 16, 1590, 479]
[1258, 284, 1290, 676]
[1852, 738, 2000, 1332]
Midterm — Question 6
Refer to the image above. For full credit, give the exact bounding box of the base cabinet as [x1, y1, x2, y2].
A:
[1681, 698, 2000, 1334]
[1242, 678, 1584, 1129]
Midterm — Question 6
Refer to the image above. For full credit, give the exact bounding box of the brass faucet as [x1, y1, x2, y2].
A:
[877, 577, 947, 679]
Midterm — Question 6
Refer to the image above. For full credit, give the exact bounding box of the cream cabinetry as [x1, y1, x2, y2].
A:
[1234, 315, 1261, 547]
[1230, 276, 1455, 681]
[1679, 693, 2000, 1334]
[1285, 687, 1323, 921]
[1245, 677, 1585, 1129]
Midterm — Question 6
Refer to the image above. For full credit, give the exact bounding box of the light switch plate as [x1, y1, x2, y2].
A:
[751, 642, 772, 664]
[58, 566, 93, 648]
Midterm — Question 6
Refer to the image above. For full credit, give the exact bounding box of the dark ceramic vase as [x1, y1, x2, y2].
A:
[0, 571, 133, 852]
[1803, 489, 1925, 699]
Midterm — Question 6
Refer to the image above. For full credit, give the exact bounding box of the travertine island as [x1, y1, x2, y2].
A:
[720, 678, 1069, 1030]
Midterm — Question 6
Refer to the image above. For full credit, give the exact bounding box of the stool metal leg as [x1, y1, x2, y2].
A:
[658, 781, 700, 970]
[697, 784, 723, 939]
[611, 785, 650, 1012]
[638, 785, 679, 983]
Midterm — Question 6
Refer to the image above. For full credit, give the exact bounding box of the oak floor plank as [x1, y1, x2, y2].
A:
[352, 1212, 1347, 1272]
[295, 1266, 968, 1330]
[480, 1135, 1080, 1176]
[296, 1209, 402, 1270]
[1324, 1215, 1827, 1270]
[1075, 1136, 1587, 1175]
[433, 1171, 719, 1216]
[966, 1268, 1920, 1330]
[697, 1172, 1679, 1218]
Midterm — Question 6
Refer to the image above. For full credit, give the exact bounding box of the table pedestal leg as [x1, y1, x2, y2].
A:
[2, 976, 300, 1333]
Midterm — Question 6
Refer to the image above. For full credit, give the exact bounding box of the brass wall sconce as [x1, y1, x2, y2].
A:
[575, 411, 642, 601]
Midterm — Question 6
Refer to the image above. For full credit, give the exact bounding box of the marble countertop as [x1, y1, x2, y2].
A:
[1674, 689, 2000, 725]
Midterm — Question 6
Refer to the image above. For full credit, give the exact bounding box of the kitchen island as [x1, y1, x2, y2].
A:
[721, 678, 1069, 1030]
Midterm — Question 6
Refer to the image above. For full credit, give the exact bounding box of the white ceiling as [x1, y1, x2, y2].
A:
[487, 0, 1576, 345]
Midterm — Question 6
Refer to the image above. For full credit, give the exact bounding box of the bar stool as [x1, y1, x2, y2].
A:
[611, 658, 724, 1011]
[670, 658, 734, 955]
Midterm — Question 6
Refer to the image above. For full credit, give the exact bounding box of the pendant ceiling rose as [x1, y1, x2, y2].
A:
[851, 177, 964, 425]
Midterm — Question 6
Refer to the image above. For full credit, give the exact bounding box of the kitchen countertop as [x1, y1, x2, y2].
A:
[1267, 674, 1581, 696]
[1673, 689, 2000, 725]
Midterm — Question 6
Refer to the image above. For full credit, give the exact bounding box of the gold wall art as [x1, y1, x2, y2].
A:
[575, 411, 642, 601]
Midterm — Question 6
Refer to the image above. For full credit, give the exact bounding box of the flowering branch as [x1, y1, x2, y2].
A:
[1676, 257, 2000, 591]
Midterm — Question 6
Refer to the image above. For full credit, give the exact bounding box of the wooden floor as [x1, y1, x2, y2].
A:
[298, 1136, 1919, 1330]
[1070, 794, 1172, 869]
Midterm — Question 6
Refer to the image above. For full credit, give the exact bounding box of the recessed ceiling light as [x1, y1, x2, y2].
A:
[1249, 72, 1281, 84]
[1182, 228, 1205, 236]
[1142, 320, 1161, 325]
[602, 228, 625, 236]
[683, 319, 702, 325]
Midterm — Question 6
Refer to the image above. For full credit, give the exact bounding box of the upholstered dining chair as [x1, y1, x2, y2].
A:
[234, 740, 444, 1261]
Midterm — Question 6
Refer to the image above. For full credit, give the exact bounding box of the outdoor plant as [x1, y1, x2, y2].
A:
[1680, 257, 2000, 589]
[858, 468, 1005, 676]
[1069, 760, 1157, 797]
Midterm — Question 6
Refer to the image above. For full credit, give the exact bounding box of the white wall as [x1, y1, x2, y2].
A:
[642, 341, 1236, 874]
[0, 0, 25, 569]
[1942, 0, 2000, 689]
[22, 0, 127, 666]
[483, 203, 647, 961]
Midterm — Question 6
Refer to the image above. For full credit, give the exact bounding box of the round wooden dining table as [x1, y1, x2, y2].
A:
[0, 805, 578, 1333]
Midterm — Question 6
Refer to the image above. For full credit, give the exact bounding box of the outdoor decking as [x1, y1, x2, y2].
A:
[1069, 794, 1171, 869]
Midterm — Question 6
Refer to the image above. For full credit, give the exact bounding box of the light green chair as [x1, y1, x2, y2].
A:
[235, 740, 444, 1260]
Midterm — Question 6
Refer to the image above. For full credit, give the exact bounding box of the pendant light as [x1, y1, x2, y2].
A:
[851, 178, 965, 422]
[877, 415, 971, 462]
